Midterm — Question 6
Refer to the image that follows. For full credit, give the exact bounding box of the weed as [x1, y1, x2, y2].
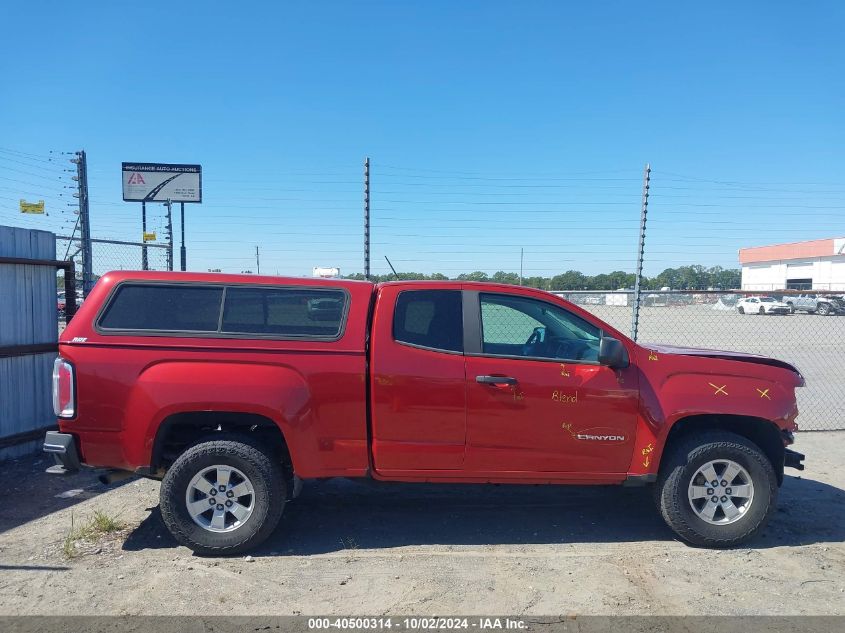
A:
[62, 514, 78, 559]
[61, 509, 127, 559]
[91, 510, 125, 533]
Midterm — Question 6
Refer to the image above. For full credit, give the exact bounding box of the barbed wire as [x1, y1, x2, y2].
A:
[2, 151, 844, 279]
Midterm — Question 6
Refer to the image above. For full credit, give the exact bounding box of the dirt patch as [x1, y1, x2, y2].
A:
[1, 432, 843, 615]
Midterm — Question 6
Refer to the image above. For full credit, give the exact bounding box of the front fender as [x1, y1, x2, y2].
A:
[631, 349, 800, 474]
[659, 372, 796, 429]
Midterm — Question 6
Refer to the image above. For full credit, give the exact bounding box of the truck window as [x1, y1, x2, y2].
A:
[221, 287, 347, 338]
[98, 284, 223, 332]
[393, 290, 463, 353]
[479, 293, 601, 362]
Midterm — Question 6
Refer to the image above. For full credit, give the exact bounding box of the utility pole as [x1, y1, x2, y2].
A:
[72, 150, 93, 296]
[164, 198, 174, 271]
[519, 248, 524, 286]
[180, 202, 186, 271]
[141, 201, 148, 270]
[364, 157, 370, 280]
[255, 246, 260, 274]
[631, 163, 651, 342]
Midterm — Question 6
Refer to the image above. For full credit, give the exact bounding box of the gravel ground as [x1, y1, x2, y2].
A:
[1, 431, 843, 616]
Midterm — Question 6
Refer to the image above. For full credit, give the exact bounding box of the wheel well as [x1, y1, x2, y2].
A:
[662, 414, 785, 484]
[150, 411, 293, 481]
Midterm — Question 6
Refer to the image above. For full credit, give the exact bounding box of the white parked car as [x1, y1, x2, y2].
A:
[736, 296, 790, 315]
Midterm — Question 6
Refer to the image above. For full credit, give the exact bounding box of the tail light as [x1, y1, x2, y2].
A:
[52, 357, 75, 418]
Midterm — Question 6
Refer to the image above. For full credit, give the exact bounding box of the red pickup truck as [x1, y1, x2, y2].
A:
[45, 271, 805, 554]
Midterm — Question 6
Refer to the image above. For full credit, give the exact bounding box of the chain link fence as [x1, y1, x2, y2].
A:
[556, 290, 845, 431]
[49, 239, 842, 431]
[56, 236, 170, 332]
[57, 236, 170, 280]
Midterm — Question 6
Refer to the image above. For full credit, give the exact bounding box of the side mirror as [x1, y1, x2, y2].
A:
[598, 336, 629, 369]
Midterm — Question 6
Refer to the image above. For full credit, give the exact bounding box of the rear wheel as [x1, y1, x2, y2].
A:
[655, 431, 777, 547]
[737, 306, 745, 314]
[758, 306, 765, 315]
[160, 435, 286, 555]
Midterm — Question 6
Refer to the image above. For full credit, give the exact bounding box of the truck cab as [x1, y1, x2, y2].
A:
[785, 294, 842, 315]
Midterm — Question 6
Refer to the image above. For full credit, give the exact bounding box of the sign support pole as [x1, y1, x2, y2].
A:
[180, 202, 186, 271]
[141, 201, 148, 271]
[165, 198, 174, 272]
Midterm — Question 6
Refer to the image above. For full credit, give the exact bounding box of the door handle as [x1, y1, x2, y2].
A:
[476, 375, 518, 386]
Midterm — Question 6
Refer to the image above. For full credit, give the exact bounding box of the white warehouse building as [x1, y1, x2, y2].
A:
[739, 237, 845, 291]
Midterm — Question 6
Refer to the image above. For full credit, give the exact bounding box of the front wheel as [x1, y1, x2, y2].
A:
[817, 303, 831, 316]
[737, 306, 745, 314]
[160, 435, 286, 555]
[655, 431, 777, 547]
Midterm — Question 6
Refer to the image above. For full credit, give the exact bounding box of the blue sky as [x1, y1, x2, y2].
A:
[1, 1, 843, 278]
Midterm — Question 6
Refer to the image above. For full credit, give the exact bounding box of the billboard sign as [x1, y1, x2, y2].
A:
[20, 199, 45, 214]
[122, 163, 202, 203]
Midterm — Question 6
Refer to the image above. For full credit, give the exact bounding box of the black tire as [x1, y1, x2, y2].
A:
[655, 431, 777, 548]
[160, 434, 286, 555]
[737, 306, 744, 314]
[817, 303, 831, 316]
[758, 306, 765, 315]
[786, 303, 795, 314]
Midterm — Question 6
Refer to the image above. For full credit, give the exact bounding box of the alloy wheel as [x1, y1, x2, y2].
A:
[687, 459, 754, 525]
[185, 465, 256, 533]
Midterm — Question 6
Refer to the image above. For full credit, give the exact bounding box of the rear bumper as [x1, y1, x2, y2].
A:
[43, 431, 81, 473]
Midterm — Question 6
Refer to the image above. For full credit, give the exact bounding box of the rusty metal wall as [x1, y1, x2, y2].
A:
[0, 226, 57, 460]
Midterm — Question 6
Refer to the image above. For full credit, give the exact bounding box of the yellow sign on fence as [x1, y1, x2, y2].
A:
[19, 199, 45, 214]
[143, 232, 157, 242]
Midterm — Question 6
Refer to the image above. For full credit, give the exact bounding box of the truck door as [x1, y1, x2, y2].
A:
[370, 285, 467, 472]
[463, 290, 638, 476]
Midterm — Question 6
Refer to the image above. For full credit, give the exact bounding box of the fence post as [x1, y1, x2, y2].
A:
[73, 150, 93, 296]
[631, 163, 651, 342]
[364, 157, 370, 280]
[63, 260, 77, 319]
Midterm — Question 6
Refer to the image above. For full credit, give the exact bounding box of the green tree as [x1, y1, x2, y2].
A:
[491, 271, 520, 285]
[457, 271, 490, 282]
[607, 271, 636, 290]
[521, 276, 548, 289]
[343, 265, 740, 291]
[550, 270, 587, 290]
